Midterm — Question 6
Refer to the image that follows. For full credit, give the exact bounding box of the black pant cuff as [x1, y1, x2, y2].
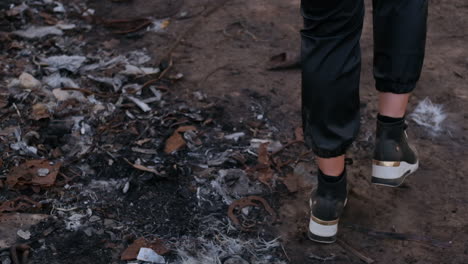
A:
[306, 140, 351, 158]
[375, 79, 416, 94]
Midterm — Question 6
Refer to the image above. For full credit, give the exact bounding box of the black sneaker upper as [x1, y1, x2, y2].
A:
[374, 119, 418, 164]
[311, 170, 347, 221]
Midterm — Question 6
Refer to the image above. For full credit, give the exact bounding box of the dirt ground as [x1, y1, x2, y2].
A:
[98, 0, 468, 262]
[1, 0, 467, 263]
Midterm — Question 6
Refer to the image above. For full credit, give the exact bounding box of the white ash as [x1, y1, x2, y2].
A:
[209, 169, 265, 204]
[13, 25, 63, 39]
[40, 55, 87, 73]
[249, 139, 283, 153]
[410, 98, 447, 134]
[174, 219, 285, 264]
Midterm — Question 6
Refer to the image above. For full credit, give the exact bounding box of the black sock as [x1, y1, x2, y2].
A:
[319, 169, 344, 183]
[378, 114, 405, 123]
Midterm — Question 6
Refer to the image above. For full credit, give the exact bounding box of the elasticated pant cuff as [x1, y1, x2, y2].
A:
[375, 79, 417, 94]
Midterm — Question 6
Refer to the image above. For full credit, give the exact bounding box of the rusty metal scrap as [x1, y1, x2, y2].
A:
[10, 244, 30, 264]
[6, 160, 62, 190]
[228, 196, 277, 231]
[102, 18, 152, 34]
[0, 196, 41, 214]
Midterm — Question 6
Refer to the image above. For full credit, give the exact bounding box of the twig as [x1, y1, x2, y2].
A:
[337, 239, 374, 264]
[271, 140, 303, 156]
[164, 0, 231, 59]
[197, 64, 229, 87]
[280, 243, 290, 262]
[140, 58, 173, 90]
[308, 253, 336, 262]
[344, 223, 452, 248]
[61, 87, 118, 98]
[102, 18, 153, 34]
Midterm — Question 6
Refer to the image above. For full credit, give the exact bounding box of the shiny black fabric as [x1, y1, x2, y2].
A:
[301, 0, 428, 158]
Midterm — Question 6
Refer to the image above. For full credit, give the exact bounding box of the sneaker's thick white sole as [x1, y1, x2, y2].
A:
[308, 198, 347, 243]
[308, 217, 338, 243]
[372, 161, 419, 187]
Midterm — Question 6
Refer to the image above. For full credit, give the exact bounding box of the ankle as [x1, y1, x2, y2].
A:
[319, 169, 345, 183]
[378, 114, 405, 123]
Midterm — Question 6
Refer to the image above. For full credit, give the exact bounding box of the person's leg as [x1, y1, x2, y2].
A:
[378, 93, 410, 118]
[372, 0, 428, 186]
[317, 155, 345, 177]
[301, 0, 364, 175]
[301, 0, 364, 243]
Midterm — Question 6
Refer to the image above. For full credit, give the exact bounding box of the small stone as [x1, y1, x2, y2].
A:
[19, 72, 41, 89]
[241, 207, 250, 216]
[1, 256, 12, 264]
[17, 229, 31, 240]
[104, 219, 117, 228]
[136, 248, 165, 263]
[84, 227, 93, 237]
[37, 168, 50, 177]
[122, 181, 130, 194]
[89, 215, 101, 223]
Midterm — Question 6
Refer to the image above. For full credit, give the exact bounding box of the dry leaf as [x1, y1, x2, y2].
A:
[257, 142, 269, 165]
[164, 126, 197, 154]
[31, 103, 50, 120]
[124, 158, 160, 175]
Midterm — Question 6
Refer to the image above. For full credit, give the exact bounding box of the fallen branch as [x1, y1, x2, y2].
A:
[337, 239, 374, 264]
[344, 223, 452, 248]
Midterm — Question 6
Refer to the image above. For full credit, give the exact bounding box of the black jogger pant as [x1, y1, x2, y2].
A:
[301, 0, 428, 158]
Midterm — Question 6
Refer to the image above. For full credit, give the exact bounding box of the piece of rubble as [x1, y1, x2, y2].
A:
[87, 75, 124, 92]
[19, 72, 41, 89]
[6, 3, 28, 17]
[211, 169, 265, 204]
[121, 65, 160, 76]
[65, 214, 85, 231]
[40, 55, 86, 73]
[44, 72, 79, 88]
[37, 168, 50, 177]
[121, 237, 169, 261]
[53, 2, 65, 13]
[52, 88, 86, 102]
[89, 215, 101, 223]
[17, 229, 31, 240]
[250, 139, 283, 153]
[224, 132, 245, 142]
[126, 96, 151, 112]
[10, 141, 38, 156]
[31, 103, 50, 120]
[13, 26, 63, 39]
[224, 256, 249, 264]
[137, 248, 165, 263]
[0, 213, 49, 248]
